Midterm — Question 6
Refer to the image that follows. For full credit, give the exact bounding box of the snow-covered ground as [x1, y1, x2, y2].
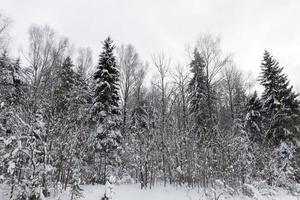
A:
[0, 183, 299, 200]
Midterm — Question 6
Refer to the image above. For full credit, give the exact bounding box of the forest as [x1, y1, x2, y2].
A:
[0, 10, 299, 200]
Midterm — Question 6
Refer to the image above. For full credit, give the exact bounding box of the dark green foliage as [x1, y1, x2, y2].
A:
[54, 56, 76, 114]
[0, 52, 23, 106]
[93, 37, 120, 122]
[233, 80, 247, 121]
[245, 91, 263, 143]
[188, 49, 210, 138]
[91, 37, 122, 183]
[92, 37, 121, 152]
[259, 50, 300, 145]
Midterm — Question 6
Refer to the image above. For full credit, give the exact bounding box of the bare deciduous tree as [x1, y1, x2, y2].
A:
[195, 34, 231, 120]
[152, 53, 171, 131]
[118, 44, 143, 136]
[171, 64, 190, 131]
[23, 25, 70, 114]
[152, 53, 172, 186]
[221, 64, 242, 120]
[76, 47, 93, 79]
[0, 12, 12, 51]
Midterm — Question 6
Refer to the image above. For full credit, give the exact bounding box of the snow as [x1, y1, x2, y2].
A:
[104, 180, 115, 199]
[1, 184, 299, 200]
[7, 161, 15, 175]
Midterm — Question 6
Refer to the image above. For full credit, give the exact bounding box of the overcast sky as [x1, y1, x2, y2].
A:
[2, 0, 300, 91]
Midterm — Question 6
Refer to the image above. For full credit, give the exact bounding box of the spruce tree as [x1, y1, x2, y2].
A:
[0, 52, 23, 106]
[233, 79, 247, 121]
[259, 50, 300, 185]
[0, 52, 27, 199]
[231, 77, 248, 137]
[188, 48, 209, 140]
[93, 37, 120, 119]
[188, 48, 213, 187]
[92, 37, 121, 183]
[244, 91, 267, 181]
[231, 80, 251, 184]
[54, 56, 76, 114]
[245, 91, 263, 143]
[259, 50, 300, 145]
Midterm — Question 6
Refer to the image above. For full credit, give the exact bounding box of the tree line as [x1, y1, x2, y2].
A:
[0, 14, 299, 200]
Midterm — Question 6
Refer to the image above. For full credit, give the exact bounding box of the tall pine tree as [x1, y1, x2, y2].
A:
[0, 52, 23, 106]
[245, 91, 263, 143]
[188, 48, 213, 187]
[188, 48, 209, 140]
[259, 50, 300, 145]
[54, 56, 76, 114]
[259, 50, 300, 185]
[92, 37, 121, 183]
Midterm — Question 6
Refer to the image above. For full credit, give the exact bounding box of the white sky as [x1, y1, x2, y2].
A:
[2, 0, 300, 91]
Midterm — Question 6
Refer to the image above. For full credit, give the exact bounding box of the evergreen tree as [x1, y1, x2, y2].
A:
[188, 48, 209, 140]
[54, 56, 76, 114]
[188, 48, 217, 187]
[232, 79, 247, 121]
[92, 37, 121, 183]
[0, 52, 23, 106]
[232, 80, 252, 184]
[259, 50, 300, 185]
[259, 50, 300, 145]
[245, 91, 263, 143]
[93, 37, 120, 120]
[244, 91, 266, 181]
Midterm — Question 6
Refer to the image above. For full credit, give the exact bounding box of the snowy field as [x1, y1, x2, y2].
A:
[1, 184, 299, 200]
